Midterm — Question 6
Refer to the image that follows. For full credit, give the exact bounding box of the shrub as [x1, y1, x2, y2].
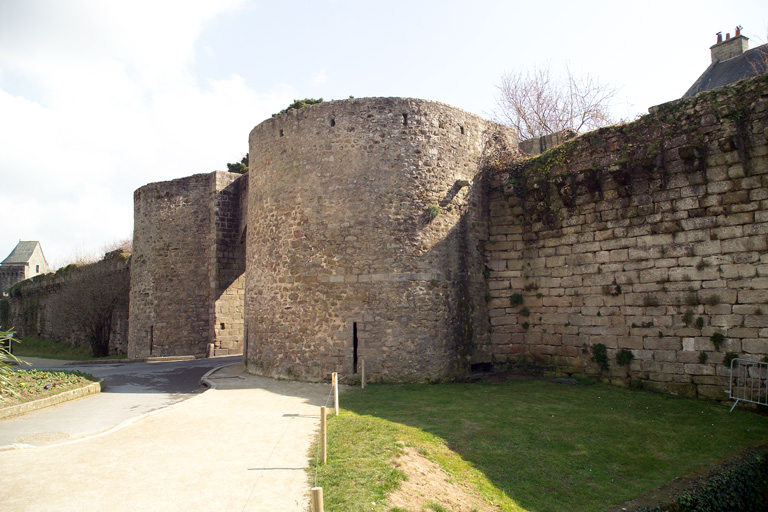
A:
[632, 452, 768, 512]
[509, 293, 524, 307]
[226, 153, 249, 174]
[616, 349, 634, 366]
[591, 343, 609, 370]
[711, 332, 725, 350]
[273, 98, 323, 116]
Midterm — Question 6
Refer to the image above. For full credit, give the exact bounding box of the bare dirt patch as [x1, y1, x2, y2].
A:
[387, 446, 500, 512]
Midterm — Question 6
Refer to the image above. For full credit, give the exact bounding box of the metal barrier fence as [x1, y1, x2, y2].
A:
[728, 358, 768, 412]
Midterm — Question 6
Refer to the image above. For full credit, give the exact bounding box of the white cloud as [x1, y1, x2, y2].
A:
[0, 0, 294, 265]
[312, 69, 329, 86]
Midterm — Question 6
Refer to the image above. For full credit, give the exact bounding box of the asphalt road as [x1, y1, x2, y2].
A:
[0, 355, 241, 448]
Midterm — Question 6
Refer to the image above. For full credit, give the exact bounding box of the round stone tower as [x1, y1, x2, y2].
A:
[245, 97, 515, 382]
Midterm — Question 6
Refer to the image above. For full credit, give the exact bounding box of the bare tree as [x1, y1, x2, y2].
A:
[748, 43, 768, 77]
[50, 235, 133, 270]
[494, 65, 618, 141]
[48, 256, 129, 357]
[748, 25, 768, 73]
[56, 245, 101, 268]
[101, 234, 133, 255]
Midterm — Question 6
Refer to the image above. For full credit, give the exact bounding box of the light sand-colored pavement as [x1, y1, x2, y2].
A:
[0, 363, 333, 512]
[0, 356, 239, 448]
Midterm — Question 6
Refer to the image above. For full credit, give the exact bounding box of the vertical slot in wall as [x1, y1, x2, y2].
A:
[353, 322, 358, 374]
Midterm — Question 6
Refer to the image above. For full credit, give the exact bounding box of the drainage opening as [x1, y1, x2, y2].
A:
[471, 362, 493, 373]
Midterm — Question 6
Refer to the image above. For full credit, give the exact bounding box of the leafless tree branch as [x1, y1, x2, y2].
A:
[494, 64, 618, 141]
[748, 45, 768, 77]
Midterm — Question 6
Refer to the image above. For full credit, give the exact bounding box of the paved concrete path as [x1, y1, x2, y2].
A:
[0, 364, 332, 511]
[0, 356, 240, 448]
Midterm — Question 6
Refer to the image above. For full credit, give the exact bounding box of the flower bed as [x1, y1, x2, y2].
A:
[0, 369, 98, 408]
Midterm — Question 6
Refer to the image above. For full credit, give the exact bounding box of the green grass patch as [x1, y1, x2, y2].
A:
[312, 380, 768, 512]
[311, 412, 407, 510]
[11, 336, 126, 361]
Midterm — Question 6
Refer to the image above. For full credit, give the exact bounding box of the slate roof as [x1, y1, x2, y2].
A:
[1, 241, 42, 266]
[684, 43, 768, 98]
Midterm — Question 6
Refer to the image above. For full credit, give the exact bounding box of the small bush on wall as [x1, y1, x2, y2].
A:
[616, 349, 634, 366]
[591, 343, 609, 370]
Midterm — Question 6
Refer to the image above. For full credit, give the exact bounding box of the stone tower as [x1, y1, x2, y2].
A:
[244, 97, 516, 382]
[128, 171, 246, 358]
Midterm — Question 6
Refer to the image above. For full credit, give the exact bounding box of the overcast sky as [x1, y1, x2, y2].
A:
[1, 0, 766, 267]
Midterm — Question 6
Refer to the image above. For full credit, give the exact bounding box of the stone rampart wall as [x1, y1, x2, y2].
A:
[486, 75, 768, 399]
[2, 251, 130, 355]
[246, 97, 516, 382]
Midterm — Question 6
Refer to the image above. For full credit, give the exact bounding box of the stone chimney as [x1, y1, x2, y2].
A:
[710, 26, 749, 62]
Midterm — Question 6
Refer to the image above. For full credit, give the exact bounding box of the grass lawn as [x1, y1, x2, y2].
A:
[312, 379, 768, 512]
[10, 336, 126, 361]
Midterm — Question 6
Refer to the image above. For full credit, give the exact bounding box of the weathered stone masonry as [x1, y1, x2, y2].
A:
[3, 251, 129, 355]
[129, 171, 245, 358]
[245, 98, 515, 382]
[486, 75, 768, 399]
[107, 76, 768, 399]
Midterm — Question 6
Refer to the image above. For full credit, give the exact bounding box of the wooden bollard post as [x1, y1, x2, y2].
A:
[320, 406, 327, 464]
[311, 487, 324, 512]
[361, 358, 366, 390]
[332, 372, 339, 416]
